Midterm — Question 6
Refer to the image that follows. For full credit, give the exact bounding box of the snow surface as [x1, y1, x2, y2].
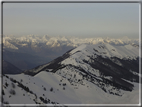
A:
[2, 40, 140, 105]
[89, 43, 136, 58]
[2, 71, 140, 105]
[62, 43, 139, 66]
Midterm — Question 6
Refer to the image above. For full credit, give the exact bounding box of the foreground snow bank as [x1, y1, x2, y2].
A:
[2, 71, 140, 105]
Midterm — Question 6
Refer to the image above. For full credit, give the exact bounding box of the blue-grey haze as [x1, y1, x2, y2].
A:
[3, 3, 139, 39]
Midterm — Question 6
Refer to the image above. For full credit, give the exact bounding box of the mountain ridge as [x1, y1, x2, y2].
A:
[2, 42, 140, 105]
[24, 42, 139, 75]
[24, 43, 140, 95]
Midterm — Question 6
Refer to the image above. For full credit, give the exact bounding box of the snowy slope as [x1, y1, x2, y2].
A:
[24, 43, 140, 95]
[2, 71, 140, 105]
[68, 43, 139, 59]
[2, 43, 140, 105]
[25, 43, 139, 77]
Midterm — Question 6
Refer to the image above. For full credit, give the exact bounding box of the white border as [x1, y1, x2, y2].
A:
[2, 103, 142, 106]
[139, 2, 141, 107]
[1, 0, 141, 106]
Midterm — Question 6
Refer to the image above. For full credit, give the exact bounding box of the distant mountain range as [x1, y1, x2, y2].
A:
[2, 35, 139, 71]
[3, 35, 139, 50]
[2, 42, 140, 105]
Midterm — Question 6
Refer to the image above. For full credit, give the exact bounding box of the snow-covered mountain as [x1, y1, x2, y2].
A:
[2, 42, 140, 106]
[24, 43, 140, 92]
[3, 35, 139, 71]
[3, 35, 139, 49]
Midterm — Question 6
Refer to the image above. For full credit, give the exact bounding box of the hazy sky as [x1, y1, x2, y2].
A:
[3, 3, 139, 38]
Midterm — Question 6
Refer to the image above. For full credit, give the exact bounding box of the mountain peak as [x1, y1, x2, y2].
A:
[68, 43, 139, 61]
[3, 42, 140, 104]
[69, 44, 87, 54]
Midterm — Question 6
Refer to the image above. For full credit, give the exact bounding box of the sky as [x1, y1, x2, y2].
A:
[3, 3, 140, 38]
